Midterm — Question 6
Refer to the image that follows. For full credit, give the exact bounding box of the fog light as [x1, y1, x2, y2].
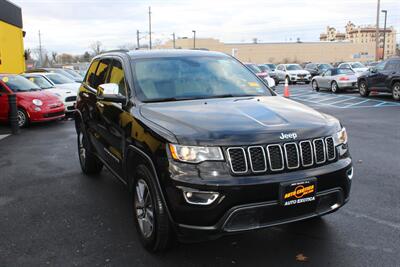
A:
[346, 167, 354, 180]
[331, 203, 340, 210]
[34, 107, 41, 111]
[180, 187, 220, 205]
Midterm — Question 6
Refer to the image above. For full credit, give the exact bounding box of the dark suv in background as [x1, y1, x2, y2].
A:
[75, 50, 353, 252]
[357, 57, 400, 100]
[305, 63, 334, 77]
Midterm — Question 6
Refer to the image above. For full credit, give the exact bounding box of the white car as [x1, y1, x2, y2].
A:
[338, 62, 369, 76]
[264, 76, 276, 89]
[275, 64, 311, 84]
[22, 73, 78, 113]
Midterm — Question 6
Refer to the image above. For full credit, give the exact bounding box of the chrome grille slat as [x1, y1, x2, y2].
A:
[299, 140, 314, 167]
[325, 137, 336, 161]
[227, 147, 248, 174]
[283, 142, 300, 169]
[266, 144, 284, 171]
[248, 146, 267, 173]
[313, 138, 326, 164]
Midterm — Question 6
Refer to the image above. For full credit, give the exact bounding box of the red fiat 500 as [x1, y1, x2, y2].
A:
[0, 74, 65, 127]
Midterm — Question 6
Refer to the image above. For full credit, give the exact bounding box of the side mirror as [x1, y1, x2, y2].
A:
[97, 83, 126, 103]
[370, 67, 377, 73]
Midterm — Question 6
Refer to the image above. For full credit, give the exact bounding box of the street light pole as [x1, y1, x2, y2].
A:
[136, 30, 140, 50]
[375, 0, 381, 61]
[148, 6, 152, 50]
[172, 32, 176, 49]
[381, 10, 387, 60]
[192, 30, 196, 49]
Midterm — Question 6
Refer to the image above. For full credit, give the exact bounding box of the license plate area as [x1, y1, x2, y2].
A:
[279, 178, 317, 206]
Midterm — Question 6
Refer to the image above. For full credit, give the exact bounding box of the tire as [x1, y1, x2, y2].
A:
[133, 164, 173, 252]
[17, 108, 29, 128]
[312, 80, 320, 92]
[331, 81, 340, 94]
[77, 128, 103, 175]
[392, 82, 400, 101]
[358, 80, 370, 97]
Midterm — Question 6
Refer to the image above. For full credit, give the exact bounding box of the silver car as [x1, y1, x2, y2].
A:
[311, 68, 358, 93]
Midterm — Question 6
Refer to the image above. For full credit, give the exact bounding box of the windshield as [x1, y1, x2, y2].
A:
[266, 64, 276, 70]
[319, 64, 333, 70]
[45, 73, 74, 84]
[1, 75, 41, 92]
[286, 64, 302, 71]
[336, 69, 354, 75]
[351, 62, 365, 68]
[25, 76, 54, 89]
[132, 56, 273, 102]
[63, 69, 84, 80]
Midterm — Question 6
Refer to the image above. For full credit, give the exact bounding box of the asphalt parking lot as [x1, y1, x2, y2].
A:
[0, 84, 399, 266]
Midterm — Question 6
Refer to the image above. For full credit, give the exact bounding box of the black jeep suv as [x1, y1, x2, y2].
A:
[75, 50, 352, 251]
[357, 57, 400, 100]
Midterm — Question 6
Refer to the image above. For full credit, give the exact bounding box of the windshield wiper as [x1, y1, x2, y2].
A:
[210, 94, 258, 99]
[143, 96, 200, 103]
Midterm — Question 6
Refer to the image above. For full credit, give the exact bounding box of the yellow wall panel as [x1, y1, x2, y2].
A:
[0, 21, 25, 74]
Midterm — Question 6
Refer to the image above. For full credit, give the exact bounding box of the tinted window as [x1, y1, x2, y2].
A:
[93, 58, 112, 89]
[132, 56, 272, 102]
[351, 62, 365, 68]
[258, 65, 271, 72]
[286, 64, 302, 71]
[319, 64, 333, 70]
[266, 64, 276, 70]
[306, 64, 316, 69]
[108, 60, 127, 96]
[340, 64, 350, 68]
[85, 59, 100, 88]
[324, 70, 332, 76]
[384, 61, 400, 71]
[375, 61, 385, 71]
[336, 69, 355, 75]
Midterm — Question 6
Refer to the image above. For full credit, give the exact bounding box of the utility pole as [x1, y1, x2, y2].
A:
[136, 30, 140, 50]
[38, 30, 43, 67]
[148, 6, 152, 50]
[172, 32, 176, 49]
[375, 0, 381, 61]
[381, 10, 387, 60]
[192, 30, 196, 49]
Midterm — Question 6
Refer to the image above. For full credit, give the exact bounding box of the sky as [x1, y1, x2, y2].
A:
[12, 0, 400, 55]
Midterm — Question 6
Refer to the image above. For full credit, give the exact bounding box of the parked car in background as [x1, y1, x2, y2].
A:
[22, 73, 77, 113]
[275, 64, 311, 84]
[365, 61, 380, 68]
[244, 63, 276, 89]
[311, 68, 358, 93]
[0, 74, 65, 127]
[338, 62, 369, 75]
[258, 64, 279, 85]
[305, 63, 334, 77]
[26, 72, 80, 92]
[357, 57, 400, 100]
[25, 68, 83, 82]
[62, 68, 84, 82]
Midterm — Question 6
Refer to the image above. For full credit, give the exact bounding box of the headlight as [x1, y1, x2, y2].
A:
[32, 99, 43, 106]
[333, 127, 348, 146]
[169, 144, 224, 163]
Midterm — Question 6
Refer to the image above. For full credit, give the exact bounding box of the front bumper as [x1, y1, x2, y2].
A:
[28, 105, 65, 122]
[290, 75, 311, 82]
[164, 158, 352, 242]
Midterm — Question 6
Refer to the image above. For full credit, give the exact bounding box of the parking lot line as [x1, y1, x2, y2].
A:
[0, 134, 10, 141]
[341, 100, 370, 108]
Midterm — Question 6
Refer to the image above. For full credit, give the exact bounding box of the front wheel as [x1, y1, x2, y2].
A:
[312, 80, 320, 91]
[358, 80, 370, 97]
[133, 165, 173, 252]
[392, 82, 400, 101]
[17, 108, 29, 128]
[77, 130, 103, 175]
[331, 81, 339, 94]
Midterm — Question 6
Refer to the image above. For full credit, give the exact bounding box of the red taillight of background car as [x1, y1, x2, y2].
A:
[256, 72, 269, 77]
[339, 76, 349, 81]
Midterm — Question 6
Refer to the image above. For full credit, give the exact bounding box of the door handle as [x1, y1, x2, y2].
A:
[96, 102, 104, 108]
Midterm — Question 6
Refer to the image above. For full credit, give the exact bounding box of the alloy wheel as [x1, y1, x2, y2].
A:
[312, 80, 318, 90]
[135, 179, 154, 238]
[17, 110, 26, 127]
[359, 83, 366, 95]
[331, 82, 338, 93]
[393, 84, 400, 100]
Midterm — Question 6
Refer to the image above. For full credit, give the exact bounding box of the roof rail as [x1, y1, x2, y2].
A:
[102, 49, 129, 54]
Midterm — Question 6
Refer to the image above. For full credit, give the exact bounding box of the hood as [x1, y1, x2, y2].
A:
[16, 90, 61, 102]
[57, 83, 80, 92]
[287, 70, 310, 75]
[140, 96, 341, 146]
[44, 87, 75, 100]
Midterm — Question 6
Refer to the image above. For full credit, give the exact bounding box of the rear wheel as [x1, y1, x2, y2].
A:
[331, 81, 339, 94]
[358, 80, 370, 97]
[77, 129, 103, 175]
[312, 80, 319, 91]
[17, 108, 29, 128]
[392, 82, 400, 101]
[133, 164, 173, 252]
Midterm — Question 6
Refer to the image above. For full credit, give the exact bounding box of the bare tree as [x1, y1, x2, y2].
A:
[51, 52, 58, 64]
[90, 41, 104, 56]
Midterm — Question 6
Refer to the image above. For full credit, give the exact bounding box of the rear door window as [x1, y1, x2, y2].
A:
[85, 59, 99, 88]
[384, 60, 400, 71]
